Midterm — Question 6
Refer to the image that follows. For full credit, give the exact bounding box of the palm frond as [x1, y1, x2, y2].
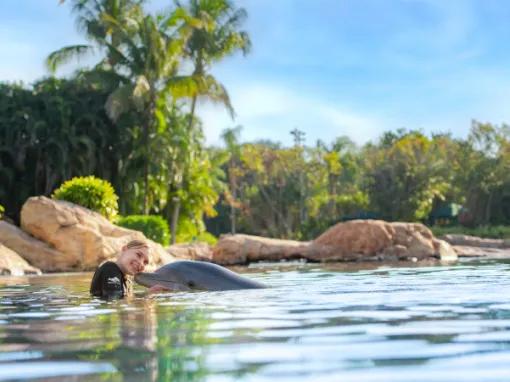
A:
[46, 45, 93, 73]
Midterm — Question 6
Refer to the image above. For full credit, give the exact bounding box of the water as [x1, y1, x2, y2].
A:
[1, 259, 510, 381]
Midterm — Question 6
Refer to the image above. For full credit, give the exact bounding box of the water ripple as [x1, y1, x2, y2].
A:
[1, 259, 510, 381]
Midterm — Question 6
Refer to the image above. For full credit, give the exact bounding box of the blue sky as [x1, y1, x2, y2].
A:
[2, 0, 510, 146]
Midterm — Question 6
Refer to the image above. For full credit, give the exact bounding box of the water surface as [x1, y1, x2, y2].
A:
[1, 259, 510, 381]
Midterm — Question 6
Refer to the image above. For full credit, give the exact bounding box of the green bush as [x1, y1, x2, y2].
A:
[430, 225, 510, 239]
[177, 231, 218, 245]
[195, 232, 218, 245]
[52, 176, 119, 220]
[0, 204, 4, 219]
[175, 216, 217, 245]
[117, 215, 170, 246]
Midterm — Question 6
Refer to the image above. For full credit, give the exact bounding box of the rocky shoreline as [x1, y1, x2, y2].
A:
[0, 196, 506, 276]
[440, 234, 510, 258]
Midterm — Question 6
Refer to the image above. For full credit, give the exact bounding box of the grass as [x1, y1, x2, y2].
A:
[430, 225, 510, 239]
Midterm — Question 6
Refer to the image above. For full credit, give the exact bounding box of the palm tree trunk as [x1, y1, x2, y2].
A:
[170, 196, 180, 244]
[231, 174, 237, 234]
[143, 118, 150, 215]
[187, 55, 203, 132]
[188, 95, 198, 131]
[143, 97, 155, 215]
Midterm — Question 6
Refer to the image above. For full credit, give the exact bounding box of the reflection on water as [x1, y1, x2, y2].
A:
[2, 259, 510, 381]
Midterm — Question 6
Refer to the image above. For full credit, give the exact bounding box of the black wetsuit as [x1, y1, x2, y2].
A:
[90, 261, 128, 299]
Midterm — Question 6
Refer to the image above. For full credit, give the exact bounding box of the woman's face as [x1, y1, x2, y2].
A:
[118, 245, 150, 275]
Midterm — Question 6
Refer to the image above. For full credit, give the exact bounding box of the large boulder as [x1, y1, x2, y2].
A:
[0, 243, 41, 275]
[210, 220, 457, 264]
[309, 220, 456, 262]
[20, 196, 174, 271]
[310, 220, 394, 261]
[0, 221, 71, 272]
[167, 243, 213, 262]
[212, 234, 310, 265]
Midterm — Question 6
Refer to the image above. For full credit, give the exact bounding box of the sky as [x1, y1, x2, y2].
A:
[2, 0, 510, 147]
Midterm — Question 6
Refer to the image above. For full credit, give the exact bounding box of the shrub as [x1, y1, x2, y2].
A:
[194, 231, 218, 245]
[52, 176, 119, 220]
[0, 204, 4, 219]
[175, 216, 217, 245]
[117, 215, 170, 246]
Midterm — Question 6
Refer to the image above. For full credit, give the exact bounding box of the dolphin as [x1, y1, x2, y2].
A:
[134, 260, 267, 291]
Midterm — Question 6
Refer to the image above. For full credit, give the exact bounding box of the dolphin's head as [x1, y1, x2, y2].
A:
[134, 267, 190, 291]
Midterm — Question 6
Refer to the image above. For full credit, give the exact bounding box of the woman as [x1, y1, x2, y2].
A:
[90, 239, 150, 299]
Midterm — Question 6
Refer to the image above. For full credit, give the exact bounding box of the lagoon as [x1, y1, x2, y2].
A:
[1, 260, 510, 381]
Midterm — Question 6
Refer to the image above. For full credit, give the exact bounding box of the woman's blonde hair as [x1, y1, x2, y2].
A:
[125, 239, 149, 250]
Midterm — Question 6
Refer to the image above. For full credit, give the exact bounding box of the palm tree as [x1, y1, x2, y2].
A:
[48, 1, 206, 213]
[48, 0, 146, 72]
[159, 0, 250, 234]
[102, 10, 206, 213]
[177, 0, 251, 131]
[47, 0, 250, 221]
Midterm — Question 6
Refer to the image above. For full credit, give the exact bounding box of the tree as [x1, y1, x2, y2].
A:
[364, 131, 451, 221]
[178, 0, 251, 130]
[221, 125, 243, 234]
[0, 78, 119, 221]
[48, 1, 208, 213]
[455, 121, 510, 225]
[48, 0, 145, 73]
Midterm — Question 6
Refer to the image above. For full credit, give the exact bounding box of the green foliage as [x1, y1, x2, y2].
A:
[5, 0, 510, 239]
[364, 131, 452, 221]
[116, 215, 171, 246]
[175, 216, 217, 245]
[430, 225, 510, 239]
[0, 78, 127, 221]
[2, 0, 250, 229]
[0, 204, 4, 219]
[196, 231, 218, 245]
[52, 176, 119, 220]
[47, 0, 250, 216]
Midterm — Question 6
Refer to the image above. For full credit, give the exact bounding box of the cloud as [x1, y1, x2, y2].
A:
[0, 28, 44, 83]
[198, 82, 389, 147]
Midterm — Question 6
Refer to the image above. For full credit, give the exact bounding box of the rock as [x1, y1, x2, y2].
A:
[13, 196, 462, 268]
[211, 220, 458, 265]
[313, 220, 393, 257]
[452, 245, 510, 258]
[439, 234, 510, 259]
[167, 243, 213, 261]
[440, 234, 509, 249]
[212, 234, 310, 265]
[20, 196, 174, 271]
[392, 223, 435, 259]
[381, 244, 409, 260]
[0, 221, 71, 272]
[308, 220, 451, 262]
[0, 243, 41, 275]
[433, 239, 458, 261]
